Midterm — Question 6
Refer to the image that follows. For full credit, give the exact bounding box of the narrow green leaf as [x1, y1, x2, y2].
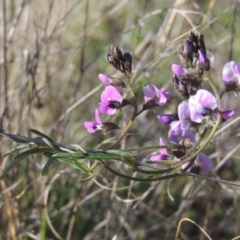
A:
[53, 152, 129, 160]
[54, 157, 90, 172]
[0, 148, 53, 179]
[41, 158, 55, 176]
[72, 160, 90, 173]
[78, 174, 95, 183]
[30, 129, 55, 142]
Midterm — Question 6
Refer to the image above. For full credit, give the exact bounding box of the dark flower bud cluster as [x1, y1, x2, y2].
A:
[106, 45, 132, 74]
[172, 32, 210, 99]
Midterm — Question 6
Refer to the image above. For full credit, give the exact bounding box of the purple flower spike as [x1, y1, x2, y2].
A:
[143, 84, 171, 107]
[171, 64, 186, 77]
[182, 153, 212, 174]
[157, 113, 179, 124]
[98, 74, 110, 84]
[189, 90, 217, 123]
[222, 61, 240, 91]
[84, 109, 102, 133]
[150, 138, 170, 161]
[99, 86, 123, 115]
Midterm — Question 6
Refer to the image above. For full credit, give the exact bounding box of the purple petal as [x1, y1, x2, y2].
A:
[101, 86, 123, 103]
[99, 102, 117, 115]
[159, 138, 169, 155]
[195, 153, 212, 174]
[143, 86, 155, 101]
[150, 154, 168, 161]
[189, 95, 205, 123]
[222, 109, 235, 120]
[222, 62, 235, 83]
[172, 64, 186, 77]
[178, 101, 191, 128]
[98, 74, 110, 84]
[157, 114, 178, 124]
[94, 109, 102, 124]
[84, 121, 100, 133]
[168, 121, 196, 144]
[198, 50, 208, 65]
[196, 90, 217, 110]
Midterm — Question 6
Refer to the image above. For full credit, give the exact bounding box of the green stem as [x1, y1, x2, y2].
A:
[108, 74, 137, 149]
[100, 159, 181, 182]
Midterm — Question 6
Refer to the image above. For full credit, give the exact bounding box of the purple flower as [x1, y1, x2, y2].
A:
[143, 84, 171, 106]
[84, 109, 103, 133]
[150, 138, 170, 161]
[182, 153, 212, 174]
[213, 109, 235, 121]
[171, 64, 186, 77]
[222, 61, 240, 83]
[168, 121, 196, 145]
[222, 61, 240, 90]
[157, 113, 179, 124]
[189, 89, 217, 123]
[98, 74, 126, 87]
[178, 101, 191, 129]
[98, 74, 111, 84]
[99, 86, 123, 115]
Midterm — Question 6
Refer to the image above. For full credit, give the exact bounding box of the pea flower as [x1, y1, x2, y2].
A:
[178, 101, 191, 129]
[143, 84, 171, 109]
[84, 109, 119, 134]
[188, 89, 217, 123]
[98, 74, 125, 87]
[182, 153, 212, 174]
[150, 138, 171, 161]
[99, 86, 123, 115]
[222, 60, 240, 91]
[84, 109, 103, 133]
[168, 120, 196, 145]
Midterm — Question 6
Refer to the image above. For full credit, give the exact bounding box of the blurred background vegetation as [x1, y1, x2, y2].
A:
[1, 0, 240, 239]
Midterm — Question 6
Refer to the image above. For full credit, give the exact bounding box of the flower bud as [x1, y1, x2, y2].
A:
[222, 60, 240, 91]
[98, 74, 126, 87]
[101, 122, 120, 135]
[171, 64, 186, 77]
[198, 50, 210, 71]
[157, 114, 179, 124]
[110, 45, 124, 61]
[106, 53, 121, 70]
[123, 52, 132, 73]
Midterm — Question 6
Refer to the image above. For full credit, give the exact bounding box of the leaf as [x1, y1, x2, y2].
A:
[53, 151, 131, 160]
[53, 157, 90, 173]
[4, 144, 38, 157]
[41, 158, 55, 176]
[0, 148, 53, 179]
[78, 174, 95, 183]
[30, 129, 55, 142]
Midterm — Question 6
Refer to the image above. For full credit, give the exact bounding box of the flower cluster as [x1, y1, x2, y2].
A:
[84, 45, 171, 135]
[84, 32, 237, 176]
[152, 32, 235, 174]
